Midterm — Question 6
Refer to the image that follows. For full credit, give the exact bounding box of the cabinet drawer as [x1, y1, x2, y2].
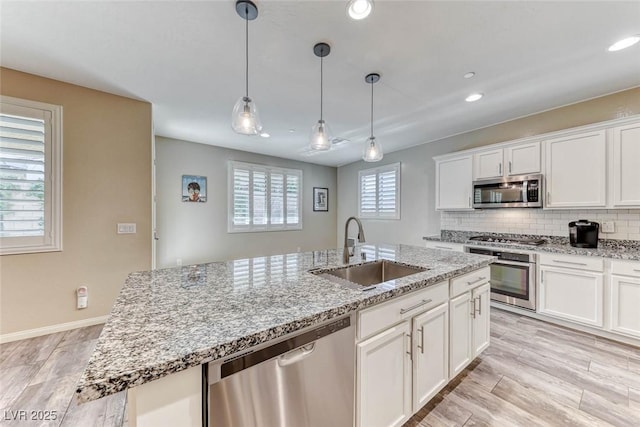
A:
[450, 267, 491, 298]
[358, 281, 448, 340]
[539, 253, 603, 272]
[611, 260, 640, 277]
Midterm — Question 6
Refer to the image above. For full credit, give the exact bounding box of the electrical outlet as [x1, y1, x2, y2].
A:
[601, 221, 615, 233]
[176, 258, 183, 267]
[117, 223, 137, 234]
[77, 286, 88, 309]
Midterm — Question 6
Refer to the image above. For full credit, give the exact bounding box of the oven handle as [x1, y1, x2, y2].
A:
[492, 259, 534, 267]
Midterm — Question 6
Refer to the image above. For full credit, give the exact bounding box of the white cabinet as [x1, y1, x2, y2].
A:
[610, 260, 640, 339]
[544, 130, 607, 208]
[435, 155, 473, 210]
[357, 322, 412, 427]
[538, 254, 604, 327]
[424, 241, 464, 252]
[474, 142, 541, 180]
[472, 283, 491, 355]
[612, 123, 640, 207]
[449, 269, 491, 378]
[412, 303, 449, 410]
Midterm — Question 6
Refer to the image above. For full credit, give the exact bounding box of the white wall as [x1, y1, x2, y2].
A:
[156, 137, 337, 268]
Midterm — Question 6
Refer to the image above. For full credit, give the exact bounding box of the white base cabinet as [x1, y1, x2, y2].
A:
[472, 283, 491, 356]
[449, 292, 472, 377]
[412, 303, 449, 410]
[357, 322, 412, 427]
[610, 260, 640, 339]
[538, 254, 604, 328]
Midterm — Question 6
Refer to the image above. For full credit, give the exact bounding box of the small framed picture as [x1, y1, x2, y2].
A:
[182, 175, 207, 202]
[313, 187, 328, 212]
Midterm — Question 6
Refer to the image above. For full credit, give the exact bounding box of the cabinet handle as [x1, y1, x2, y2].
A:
[434, 246, 453, 250]
[406, 333, 412, 360]
[547, 191, 551, 204]
[400, 299, 432, 314]
[633, 269, 640, 273]
[466, 277, 486, 287]
[509, 161, 512, 174]
[470, 299, 476, 319]
[477, 294, 482, 315]
[499, 163, 502, 175]
[552, 260, 588, 266]
[417, 327, 425, 354]
[541, 270, 544, 283]
[469, 196, 472, 207]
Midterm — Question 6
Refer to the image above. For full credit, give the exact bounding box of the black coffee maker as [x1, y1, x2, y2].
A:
[568, 220, 599, 248]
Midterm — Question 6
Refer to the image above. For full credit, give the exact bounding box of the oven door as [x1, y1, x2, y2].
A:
[490, 260, 536, 310]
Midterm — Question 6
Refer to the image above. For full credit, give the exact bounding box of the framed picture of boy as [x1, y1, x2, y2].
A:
[182, 175, 207, 202]
[313, 187, 328, 211]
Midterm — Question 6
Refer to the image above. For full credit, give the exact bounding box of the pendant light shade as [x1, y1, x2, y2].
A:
[363, 73, 383, 162]
[232, 0, 262, 135]
[309, 42, 332, 151]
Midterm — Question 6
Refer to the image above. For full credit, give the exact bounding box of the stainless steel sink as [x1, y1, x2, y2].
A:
[312, 260, 427, 287]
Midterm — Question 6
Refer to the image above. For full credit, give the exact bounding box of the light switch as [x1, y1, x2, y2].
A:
[117, 223, 137, 234]
[601, 221, 615, 233]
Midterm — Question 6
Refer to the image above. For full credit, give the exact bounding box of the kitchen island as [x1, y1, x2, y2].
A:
[76, 243, 493, 426]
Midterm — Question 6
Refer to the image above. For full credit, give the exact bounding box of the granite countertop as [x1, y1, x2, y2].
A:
[424, 230, 640, 261]
[75, 243, 493, 403]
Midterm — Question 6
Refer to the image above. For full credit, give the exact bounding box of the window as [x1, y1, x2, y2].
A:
[0, 96, 62, 255]
[228, 161, 302, 232]
[358, 162, 400, 219]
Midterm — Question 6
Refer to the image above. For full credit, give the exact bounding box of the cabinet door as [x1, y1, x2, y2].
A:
[545, 130, 607, 208]
[472, 283, 491, 356]
[505, 142, 541, 176]
[412, 303, 449, 411]
[357, 321, 412, 427]
[538, 266, 604, 327]
[436, 156, 473, 210]
[449, 292, 472, 378]
[612, 123, 640, 207]
[473, 149, 503, 180]
[610, 275, 640, 339]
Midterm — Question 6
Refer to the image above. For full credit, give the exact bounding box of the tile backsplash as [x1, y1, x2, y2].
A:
[441, 209, 640, 241]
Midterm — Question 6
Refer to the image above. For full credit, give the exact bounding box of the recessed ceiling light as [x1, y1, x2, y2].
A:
[347, 0, 373, 20]
[608, 35, 640, 52]
[465, 93, 483, 102]
[288, 128, 296, 133]
[463, 72, 476, 79]
[259, 132, 270, 138]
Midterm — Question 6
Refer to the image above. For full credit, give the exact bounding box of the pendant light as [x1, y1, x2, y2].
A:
[232, 0, 262, 135]
[363, 73, 383, 162]
[309, 42, 332, 151]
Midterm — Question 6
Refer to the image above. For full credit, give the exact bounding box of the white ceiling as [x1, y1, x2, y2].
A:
[1, 1, 639, 167]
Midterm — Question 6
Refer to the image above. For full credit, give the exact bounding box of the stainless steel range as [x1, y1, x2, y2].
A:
[465, 236, 543, 310]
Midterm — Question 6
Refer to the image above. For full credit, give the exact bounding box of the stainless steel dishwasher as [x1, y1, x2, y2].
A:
[206, 315, 355, 427]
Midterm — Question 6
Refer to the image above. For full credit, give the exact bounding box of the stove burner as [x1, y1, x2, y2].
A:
[468, 235, 547, 246]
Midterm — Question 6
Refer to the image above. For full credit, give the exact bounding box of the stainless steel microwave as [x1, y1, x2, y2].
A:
[473, 174, 542, 208]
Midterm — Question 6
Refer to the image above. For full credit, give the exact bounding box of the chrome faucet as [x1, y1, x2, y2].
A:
[343, 216, 366, 264]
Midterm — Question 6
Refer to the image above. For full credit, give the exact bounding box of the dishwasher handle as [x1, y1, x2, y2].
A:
[277, 343, 316, 367]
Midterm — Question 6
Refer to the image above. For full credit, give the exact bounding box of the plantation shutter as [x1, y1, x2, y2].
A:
[358, 162, 400, 219]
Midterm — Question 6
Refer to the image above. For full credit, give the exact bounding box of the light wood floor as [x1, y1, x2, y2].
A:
[1, 309, 639, 426]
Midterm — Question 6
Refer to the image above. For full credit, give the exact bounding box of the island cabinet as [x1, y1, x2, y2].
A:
[473, 142, 541, 181]
[610, 260, 640, 339]
[356, 281, 449, 427]
[538, 253, 604, 327]
[449, 268, 491, 377]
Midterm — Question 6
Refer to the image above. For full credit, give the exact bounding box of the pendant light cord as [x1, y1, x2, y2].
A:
[370, 80, 374, 137]
[320, 54, 324, 121]
[245, 8, 249, 98]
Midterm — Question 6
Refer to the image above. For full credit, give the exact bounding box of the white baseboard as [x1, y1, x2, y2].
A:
[0, 315, 109, 344]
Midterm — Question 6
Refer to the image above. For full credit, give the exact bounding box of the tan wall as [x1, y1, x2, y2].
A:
[0, 68, 152, 335]
[337, 87, 640, 246]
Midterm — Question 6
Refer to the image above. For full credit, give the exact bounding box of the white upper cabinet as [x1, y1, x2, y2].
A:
[505, 142, 541, 176]
[611, 123, 640, 207]
[545, 130, 607, 208]
[435, 155, 473, 210]
[474, 142, 541, 180]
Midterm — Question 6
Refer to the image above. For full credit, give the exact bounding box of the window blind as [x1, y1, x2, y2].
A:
[358, 162, 400, 219]
[229, 161, 303, 232]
